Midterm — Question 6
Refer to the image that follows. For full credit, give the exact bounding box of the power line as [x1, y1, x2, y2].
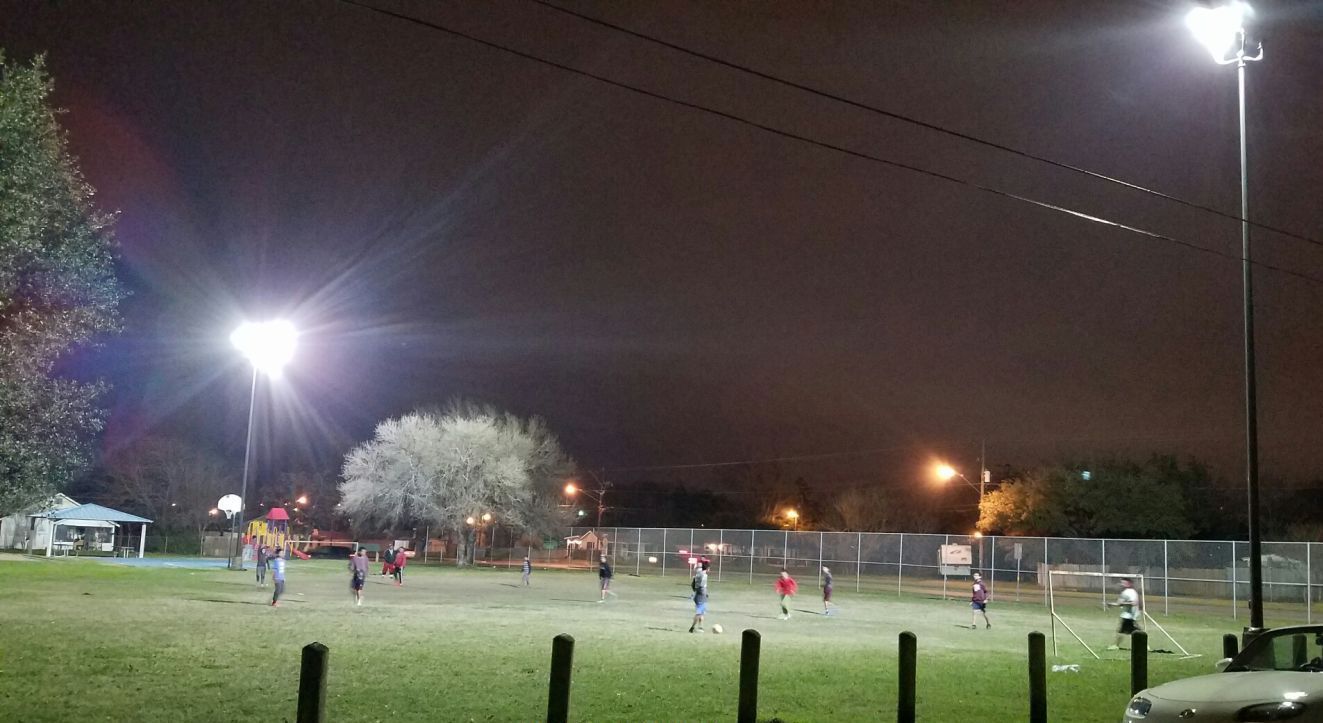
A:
[335, 0, 1323, 288]
[529, 0, 1323, 253]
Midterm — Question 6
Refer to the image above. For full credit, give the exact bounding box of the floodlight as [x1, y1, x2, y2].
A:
[1186, 2, 1250, 62]
[231, 320, 298, 378]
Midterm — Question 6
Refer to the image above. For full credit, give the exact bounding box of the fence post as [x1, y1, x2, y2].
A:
[296, 642, 329, 723]
[547, 633, 575, 723]
[1043, 538, 1049, 608]
[661, 529, 667, 578]
[1130, 631, 1148, 695]
[1308, 542, 1313, 624]
[897, 533, 904, 597]
[1222, 633, 1238, 659]
[1232, 541, 1238, 620]
[818, 531, 824, 586]
[1163, 540, 1169, 616]
[719, 529, 725, 582]
[1028, 631, 1047, 723]
[738, 629, 761, 723]
[1100, 539, 1107, 607]
[637, 528, 643, 577]
[856, 532, 862, 593]
[749, 529, 755, 584]
[898, 631, 917, 723]
[942, 534, 949, 601]
[783, 530, 789, 569]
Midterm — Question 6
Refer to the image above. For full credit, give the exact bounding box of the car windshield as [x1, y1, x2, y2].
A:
[1228, 630, 1323, 673]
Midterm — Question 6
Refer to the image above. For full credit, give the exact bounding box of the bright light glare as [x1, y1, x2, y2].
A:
[1186, 2, 1249, 61]
[785, 508, 799, 520]
[564, 482, 577, 495]
[935, 464, 958, 481]
[465, 516, 476, 525]
[295, 495, 308, 505]
[481, 513, 492, 522]
[231, 320, 298, 377]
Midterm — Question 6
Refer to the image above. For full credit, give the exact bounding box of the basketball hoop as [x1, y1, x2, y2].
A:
[217, 494, 241, 521]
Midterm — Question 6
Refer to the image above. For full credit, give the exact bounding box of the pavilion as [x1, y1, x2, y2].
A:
[34, 503, 153, 558]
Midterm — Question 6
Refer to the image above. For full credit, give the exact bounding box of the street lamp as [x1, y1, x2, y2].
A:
[564, 474, 610, 528]
[785, 508, 800, 531]
[1186, 0, 1265, 637]
[229, 320, 297, 570]
[935, 462, 988, 514]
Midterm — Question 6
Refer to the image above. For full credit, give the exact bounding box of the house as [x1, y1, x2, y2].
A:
[0, 493, 79, 551]
[564, 530, 603, 551]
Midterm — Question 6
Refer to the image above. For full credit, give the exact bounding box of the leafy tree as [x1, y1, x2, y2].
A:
[979, 457, 1200, 538]
[339, 403, 573, 564]
[99, 436, 233, 534]
[0, 53, 123, 515]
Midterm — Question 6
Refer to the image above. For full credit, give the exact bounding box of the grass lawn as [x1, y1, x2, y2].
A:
[0, 554, 1235, 721]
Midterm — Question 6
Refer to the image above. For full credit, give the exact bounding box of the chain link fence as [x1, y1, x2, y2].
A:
[554, 527, 1322, 624]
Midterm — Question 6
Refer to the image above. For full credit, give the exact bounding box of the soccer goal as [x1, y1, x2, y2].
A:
[1046, 570, 1197, 660]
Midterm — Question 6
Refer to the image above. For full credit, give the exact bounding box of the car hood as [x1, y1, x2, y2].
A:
[1147, 671, 1323, 704]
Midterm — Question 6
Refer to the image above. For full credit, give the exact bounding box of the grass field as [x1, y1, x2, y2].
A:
[0, 554, 1238, 722]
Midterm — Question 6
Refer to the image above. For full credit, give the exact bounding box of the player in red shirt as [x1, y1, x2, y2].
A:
[775, 569, 798, 620]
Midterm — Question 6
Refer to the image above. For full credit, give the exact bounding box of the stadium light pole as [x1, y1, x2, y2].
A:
[1186, 0, 1265, 638]
[229, 320, 297, 571]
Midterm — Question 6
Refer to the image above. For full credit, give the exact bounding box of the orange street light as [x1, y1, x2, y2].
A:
[295, 495, 308, 505]
[564, 482, 578, 496]
[481, 513, 492, 523]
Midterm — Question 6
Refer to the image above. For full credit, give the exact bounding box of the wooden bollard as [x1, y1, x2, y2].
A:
[547, 634, 575, 723]
[738, 629, 761, 723]
[1028, 631, 1047, 723]
[1222, 633, 1238, 659]
[898, 631, 917, 723]
[296, 642, 329, 723]
[1130, 631, 1149, 695]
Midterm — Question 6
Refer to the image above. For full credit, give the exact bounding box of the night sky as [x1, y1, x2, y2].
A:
[4, 1, 1323, 493]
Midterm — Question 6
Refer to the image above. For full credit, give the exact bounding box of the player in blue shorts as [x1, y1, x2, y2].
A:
[970, 572, 990, 629]
[689, 560, 709, 633]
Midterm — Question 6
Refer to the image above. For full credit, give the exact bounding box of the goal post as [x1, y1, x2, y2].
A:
[1046, 569, 1196, 660]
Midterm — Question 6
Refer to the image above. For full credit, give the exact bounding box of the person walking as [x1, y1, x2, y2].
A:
[775, 568, 798, 620]
[255, 544, 269, 587]
[970, 572, 991, 629]
[1106, 577, 1141, 650]
[350, 548, 369, 605]
[689, 560, 710, 633]
[822, 565, 835, 616]
[381, 545, 396, 577]
[270, 548, 286, 607]
[598, 554, 615, 602]
[521, 555, 532, 587]
[392, 546, 407, 586]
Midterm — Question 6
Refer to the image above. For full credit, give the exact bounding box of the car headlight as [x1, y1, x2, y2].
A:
[1127, 696, 1152, 718]
[1238, 702, 1307, 721]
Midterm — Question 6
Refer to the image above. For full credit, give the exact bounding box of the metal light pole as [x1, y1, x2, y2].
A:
[229, 320, 297, 572]
[1186, 1, 1265, 637]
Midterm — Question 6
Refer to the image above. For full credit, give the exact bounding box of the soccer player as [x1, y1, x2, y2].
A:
[521, 555, 532, 587]
[1107, 577, 1141, 650]
[255, 544, 268, 587]
[381, 545, 395, 577]
[970, 572, 991, 629]
[350, 548, 368, 606]
[775, 568, 797, 619]
[270, 548, 286, 607]
[598, 554, 615, 602]
[821, 565, 835, 616]
[392, 546, 407, 586]
[689, 560, 709, 633]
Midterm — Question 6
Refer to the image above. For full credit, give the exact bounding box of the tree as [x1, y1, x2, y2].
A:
[339, 403, 573, 565]
[99, 436, 233, 534]
[978, 457, 1199, 538]
[0, 53, 123, 515]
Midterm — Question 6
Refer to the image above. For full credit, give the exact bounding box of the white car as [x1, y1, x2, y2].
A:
[1124, 625, 1323, 722]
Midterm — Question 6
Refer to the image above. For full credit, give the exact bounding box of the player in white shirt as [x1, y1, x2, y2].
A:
[1106, 577, 1141, 650]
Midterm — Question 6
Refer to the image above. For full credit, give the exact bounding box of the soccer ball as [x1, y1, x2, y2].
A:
[711, 624, 723, 634]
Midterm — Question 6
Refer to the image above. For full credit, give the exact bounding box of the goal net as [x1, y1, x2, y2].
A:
[1046, 569, 1196, 660]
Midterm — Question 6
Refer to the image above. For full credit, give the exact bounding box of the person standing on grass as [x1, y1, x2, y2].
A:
[350, 548, 369, 606]
[821, 565, 835, 616]
[970, 572, 991, 629]
[689, 559, 710, 633]
[775, 568, 798, 619]
[270, 548, 286, 607]
[255, 544, 269, 587]
[521, 555, 532, 587]
[1106, 577, 1141, 650]
[598, 554, 615, 602]
[392, 546, 407, 586]
[382, 545, 395, 577]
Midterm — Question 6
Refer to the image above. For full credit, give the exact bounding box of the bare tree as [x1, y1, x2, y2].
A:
[339, 404, 572, 565]
[101, 436, 233, 534]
